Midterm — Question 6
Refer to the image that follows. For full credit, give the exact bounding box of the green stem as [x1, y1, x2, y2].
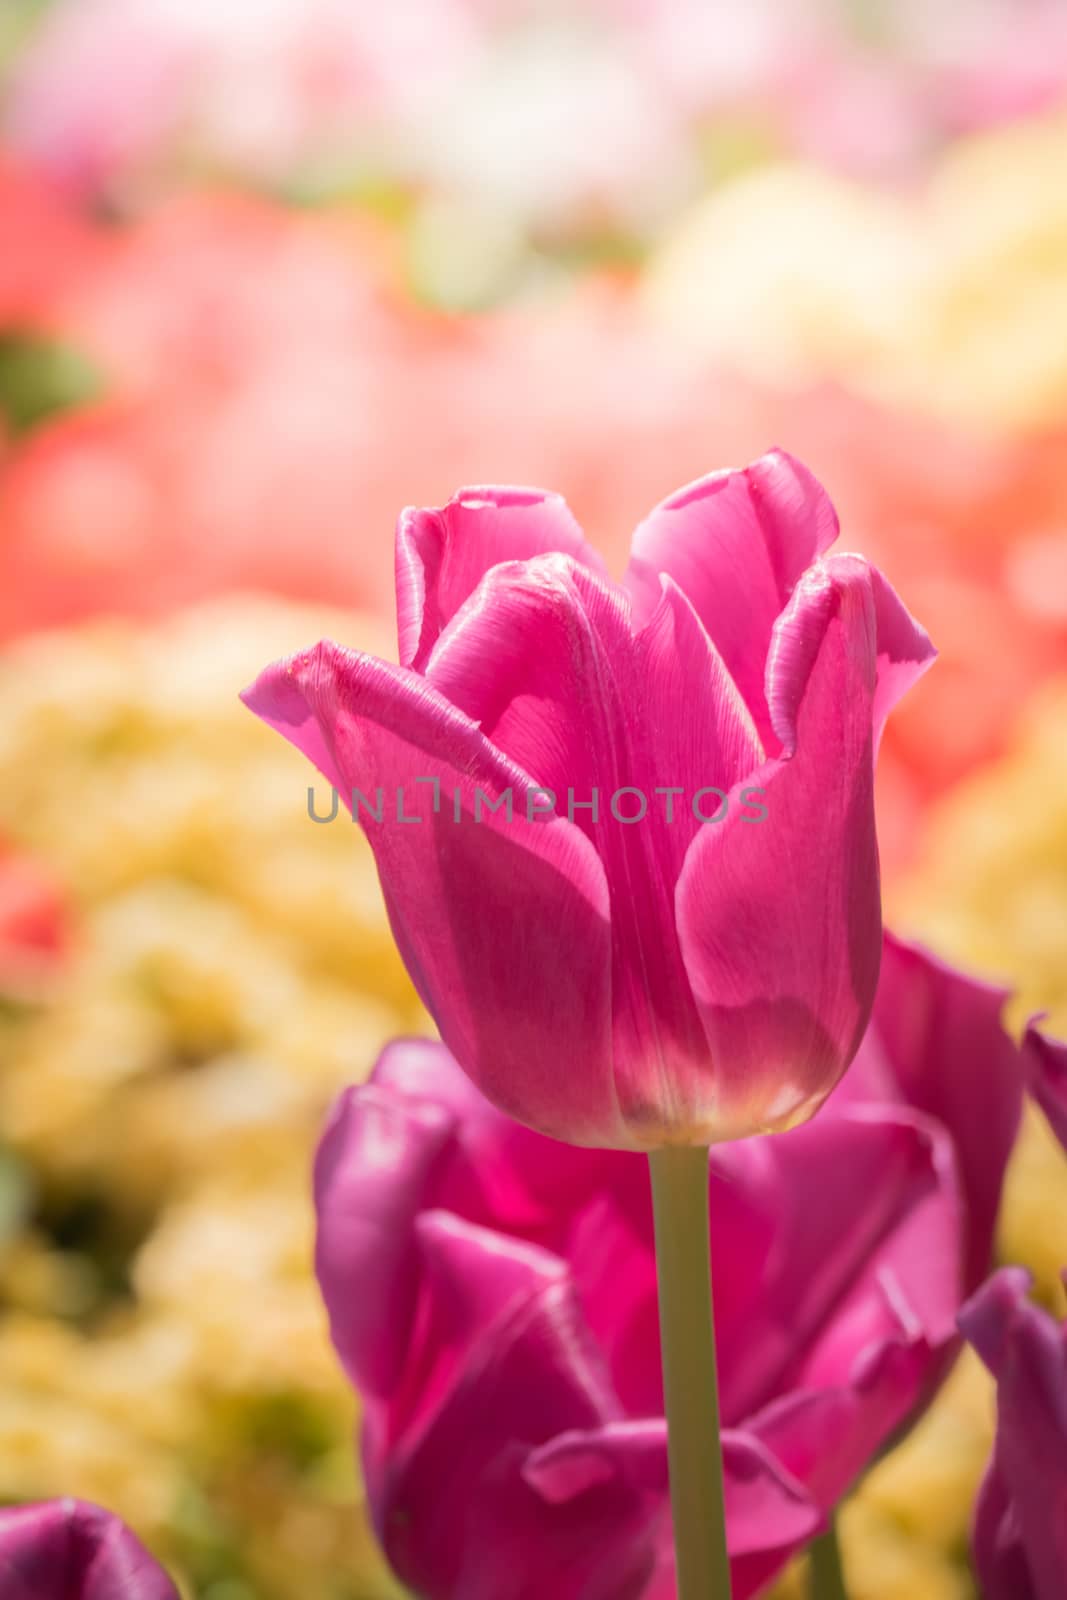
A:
[808, 1514, 849, 1600]
[648, 1145, 731, 1600]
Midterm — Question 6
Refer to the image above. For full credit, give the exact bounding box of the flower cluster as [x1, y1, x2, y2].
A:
[4, 443, 1067, 1598]
[3, 5, 1067, 1593]
[234, 460, 1060, 1598]
[8, 0, 1067, 219]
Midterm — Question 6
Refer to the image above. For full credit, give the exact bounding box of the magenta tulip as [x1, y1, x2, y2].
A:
[244, 451, 933, 1149]
[0, 1500, 178, 1600]
[312, 943, 1031, 1595]
[959, 1269, 1067, 1600]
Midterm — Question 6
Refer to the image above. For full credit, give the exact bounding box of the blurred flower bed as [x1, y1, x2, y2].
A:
[0, 599, 421, 1598]
[2, 2, 1067, 1597]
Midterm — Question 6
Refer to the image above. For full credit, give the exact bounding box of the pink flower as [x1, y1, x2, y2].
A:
[959, 1269, 1067, 1600]
[312, 936, 1030, 1598]
[244, 451, 933, 1148]
[0, 1499, 178, 1600]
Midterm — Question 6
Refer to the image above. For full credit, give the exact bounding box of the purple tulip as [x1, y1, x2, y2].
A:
[959, 1269, 1067, 1600]
[1026, 1024, 1067, 1155]
[312, 936, 1033, 1598]
[0, 1499, 178, 1600]
[244, 451, 933, 1148]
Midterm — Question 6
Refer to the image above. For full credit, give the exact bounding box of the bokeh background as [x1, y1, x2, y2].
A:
[2, 2, 1067, 1596]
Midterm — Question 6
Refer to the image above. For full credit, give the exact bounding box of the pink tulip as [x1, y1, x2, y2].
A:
[313, 925, 1035, 1597]
[0, 1499, 178, 1600]
[244, 451, 933, 1150]
[959, 1269, 1067, 1600]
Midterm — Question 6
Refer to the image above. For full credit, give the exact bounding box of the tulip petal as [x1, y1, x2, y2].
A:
[424, 553, 763, 1142]
[452, 1451, 655, 1600]
[865, 565, 937, 750]
[768, 556, 934, 759]
[425, 556, 762, 858]
[315, 1046, 649, 1432]
[745, 1330, 940, 1514]
[368, 1035, 632, 1228]
[624, 448, 839, 745]
[565, 1150, 779, 1420]
[314, 1073, 455, 1397]
[675, 557, 884, 1140]
[633, 575, 765, 866]
[369, 1211, 657, 1600]
[1026, 1024, 1067, 1157]
[396, 486, 606, 672]
[242, 643, 620, 1144]
[972, 1459, 1037, 1600]
[525, 1419, 820, 1600]
[547, 1184, 660, 1416]
[837, 933, 1026, 1291]
[0, 1500, 178, 1600]
[960, 1269, 1067, 1600]
[742, 1108, 961, 1509]
[422, 553, 640, 809]
[719, 1432, 823, 1600]
[714, 1108, 961, 1428]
